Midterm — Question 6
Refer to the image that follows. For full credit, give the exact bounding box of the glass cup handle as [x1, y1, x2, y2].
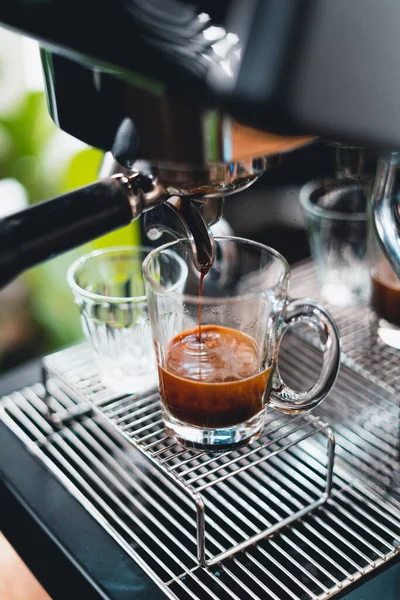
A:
[270, 298, 341, 413]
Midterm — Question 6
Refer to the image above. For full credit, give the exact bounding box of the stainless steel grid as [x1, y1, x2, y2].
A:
[1, 258, 400, 599]
[42, 349, 334, 567]
[2, 344, 400, 600]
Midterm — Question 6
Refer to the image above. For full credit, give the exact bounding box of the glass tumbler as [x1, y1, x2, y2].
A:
[143, 236, 341, 451]
[300, 179, 370, 306]
[68, 246, 163, 394]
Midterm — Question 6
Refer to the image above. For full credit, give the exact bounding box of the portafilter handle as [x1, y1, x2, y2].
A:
[0, 173, 170, 288]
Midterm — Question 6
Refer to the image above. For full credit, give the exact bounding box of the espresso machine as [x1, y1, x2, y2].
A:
[2, 2, 400, 600]
[0, 0, 400, 282]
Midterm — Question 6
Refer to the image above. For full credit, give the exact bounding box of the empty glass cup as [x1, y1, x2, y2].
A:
[300, 179, 370, 306]
[67, 246, 165, 394]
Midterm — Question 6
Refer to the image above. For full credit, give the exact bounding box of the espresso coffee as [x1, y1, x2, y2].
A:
[371, 262, 400, 326]
[159, 325, 272, 428]
[197, 271, 205, 340]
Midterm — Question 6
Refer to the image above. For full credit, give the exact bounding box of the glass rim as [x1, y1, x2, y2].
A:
[67, 245, 155, 304]
[300, 180, 368, 221]
[142, 235, 290, 303]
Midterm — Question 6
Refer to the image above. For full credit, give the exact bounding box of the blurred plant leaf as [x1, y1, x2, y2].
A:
[0, 92, 56, 202]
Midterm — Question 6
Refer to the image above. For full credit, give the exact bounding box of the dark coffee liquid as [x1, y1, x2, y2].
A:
[371, 263, 400, 326]
[197, 271, 205, 340]
[159, 325, 272, 428]
[179, 196, 213, 342]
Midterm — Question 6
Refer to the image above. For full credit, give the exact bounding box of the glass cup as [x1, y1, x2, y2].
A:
[143, 236, 341, 451]
[300, 179, 370, 306]
[67, 246, 170, 394]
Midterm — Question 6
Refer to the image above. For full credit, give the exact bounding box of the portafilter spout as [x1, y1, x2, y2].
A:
[144, 197, 223, 273]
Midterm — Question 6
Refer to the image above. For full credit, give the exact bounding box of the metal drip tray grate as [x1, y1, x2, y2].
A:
[42, 347, 334, 568]
[1, 259, 400, 599]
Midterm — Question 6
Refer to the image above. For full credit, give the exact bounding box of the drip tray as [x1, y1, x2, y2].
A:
[43, 351, 335, 569]
[1, 260, 400, 599]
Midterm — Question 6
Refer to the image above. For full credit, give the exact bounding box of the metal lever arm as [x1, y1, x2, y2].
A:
[372, 154, 400, 278]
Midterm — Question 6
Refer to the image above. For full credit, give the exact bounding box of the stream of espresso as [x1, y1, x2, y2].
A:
[197, 271, 206, 341]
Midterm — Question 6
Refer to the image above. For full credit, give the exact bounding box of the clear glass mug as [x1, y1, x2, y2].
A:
[143, 236, 341, 451]
[300, 179, 370, 307]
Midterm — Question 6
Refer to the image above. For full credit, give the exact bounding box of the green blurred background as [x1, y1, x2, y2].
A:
[0, 29, 140, 372]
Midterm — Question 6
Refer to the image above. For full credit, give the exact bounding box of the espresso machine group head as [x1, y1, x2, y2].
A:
[1, 0, 400, 283]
